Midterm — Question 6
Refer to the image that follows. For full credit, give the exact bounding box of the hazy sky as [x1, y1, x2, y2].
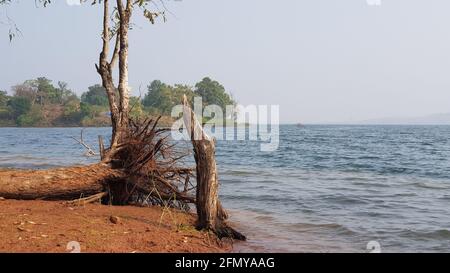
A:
[1, 0, 450, 123]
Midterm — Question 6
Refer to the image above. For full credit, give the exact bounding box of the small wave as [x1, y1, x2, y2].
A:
[0, 155, 45, 162]
[253, 215, 277, 222]
[224, 194, 298, 204]
[226, 170, 257, 176]
[439, 195, 450, 201]
[357, 156, 381, 160]
[410, 182, 450, 190]
[283, 222, 357, 236]
[319, 194, 370, 205]
[397, 229, 450, 240]
[350, 181, 391, 188]
[421, 142, 433, 146]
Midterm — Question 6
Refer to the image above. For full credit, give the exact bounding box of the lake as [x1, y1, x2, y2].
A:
[1, 125, 449, 252]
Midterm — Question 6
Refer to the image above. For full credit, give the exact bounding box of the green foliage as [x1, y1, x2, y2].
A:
[0, 91, 11, 120]
[81, 84, 109, 107]
[36, 77, 56, 103]
[0, 76, 236, 127]
[195, 77, 236, 110]
[7, 96, 31, 118]
[58, 81, 79, 105]
[143, 80, 174, 115]
[0, 90, 9, 107]
[16, 105, 43, 126]
[142, 77, 236, 118]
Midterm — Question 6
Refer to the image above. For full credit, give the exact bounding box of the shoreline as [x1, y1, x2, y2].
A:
[0, 199, 232, 253]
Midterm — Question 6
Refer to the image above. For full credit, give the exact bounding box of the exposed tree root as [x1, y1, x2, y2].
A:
[215, 225, 247, 241]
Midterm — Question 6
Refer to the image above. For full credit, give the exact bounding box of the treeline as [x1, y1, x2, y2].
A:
[0, 77, 235, 127]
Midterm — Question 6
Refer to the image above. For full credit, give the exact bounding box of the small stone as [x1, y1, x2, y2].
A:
[27, 221, 36, 225]
[41, 235, 49, 238]
[110, 215, 121, 224]
[0, 197, 5, 201]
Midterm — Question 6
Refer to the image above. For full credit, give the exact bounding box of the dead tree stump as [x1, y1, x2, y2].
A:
[182, 95, 245, 240]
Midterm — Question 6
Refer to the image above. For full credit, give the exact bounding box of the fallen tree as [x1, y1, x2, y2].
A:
[0, 0, 245, 241]
[0, 118, 194, 208]
[0, 164, 116, 201]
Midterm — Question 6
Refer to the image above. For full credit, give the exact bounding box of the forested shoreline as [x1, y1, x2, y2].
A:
[0, 77, 235, 127]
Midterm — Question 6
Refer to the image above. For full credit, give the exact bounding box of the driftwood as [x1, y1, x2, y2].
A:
[182, 95, 246, 240]
[71, 129, 98, 157]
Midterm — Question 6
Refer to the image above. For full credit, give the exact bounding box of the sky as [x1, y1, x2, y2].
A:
[1, 0, 450, 124]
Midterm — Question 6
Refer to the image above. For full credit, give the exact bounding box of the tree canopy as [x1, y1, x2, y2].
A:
[0, 76, 236, 127]
[195, 77, 236, 110]
[81, 84, 109, 107]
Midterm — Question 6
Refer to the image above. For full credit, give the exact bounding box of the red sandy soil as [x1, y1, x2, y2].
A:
[0, 199, 232, 253]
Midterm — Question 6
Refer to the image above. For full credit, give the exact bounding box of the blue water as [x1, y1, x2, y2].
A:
[1, 125, 449, 252]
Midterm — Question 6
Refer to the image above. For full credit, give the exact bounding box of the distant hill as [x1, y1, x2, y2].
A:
[359, 113, 450, 125]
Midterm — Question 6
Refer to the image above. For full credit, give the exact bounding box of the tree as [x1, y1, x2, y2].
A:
[0, 90, 11, 120]
[81, 84, 109, 106]
[57, 81, 78, 105]
[0, 0, 166, 152]
[12, 82, 37, 104]
[95, 0, 167, 159]
[195, 77, 236, 111]
[0, 0, 244, 240]
[35, 77, 60, 105]
[143, 80, 195, 115]
[7, 96, 31, 118]
[0, 90, 8, 107]
[61, 95, 82, 124]
[143, 80, 173, 115]
[16, 105, 43, 126]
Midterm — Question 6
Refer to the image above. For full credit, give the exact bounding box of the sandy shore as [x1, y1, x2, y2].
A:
[0, 199, 231, 253]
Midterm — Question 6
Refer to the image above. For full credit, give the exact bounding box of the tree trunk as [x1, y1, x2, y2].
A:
[0, 164, 122, 200]
[96, 0, 132, 159]
[182, 96, 245, 240]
